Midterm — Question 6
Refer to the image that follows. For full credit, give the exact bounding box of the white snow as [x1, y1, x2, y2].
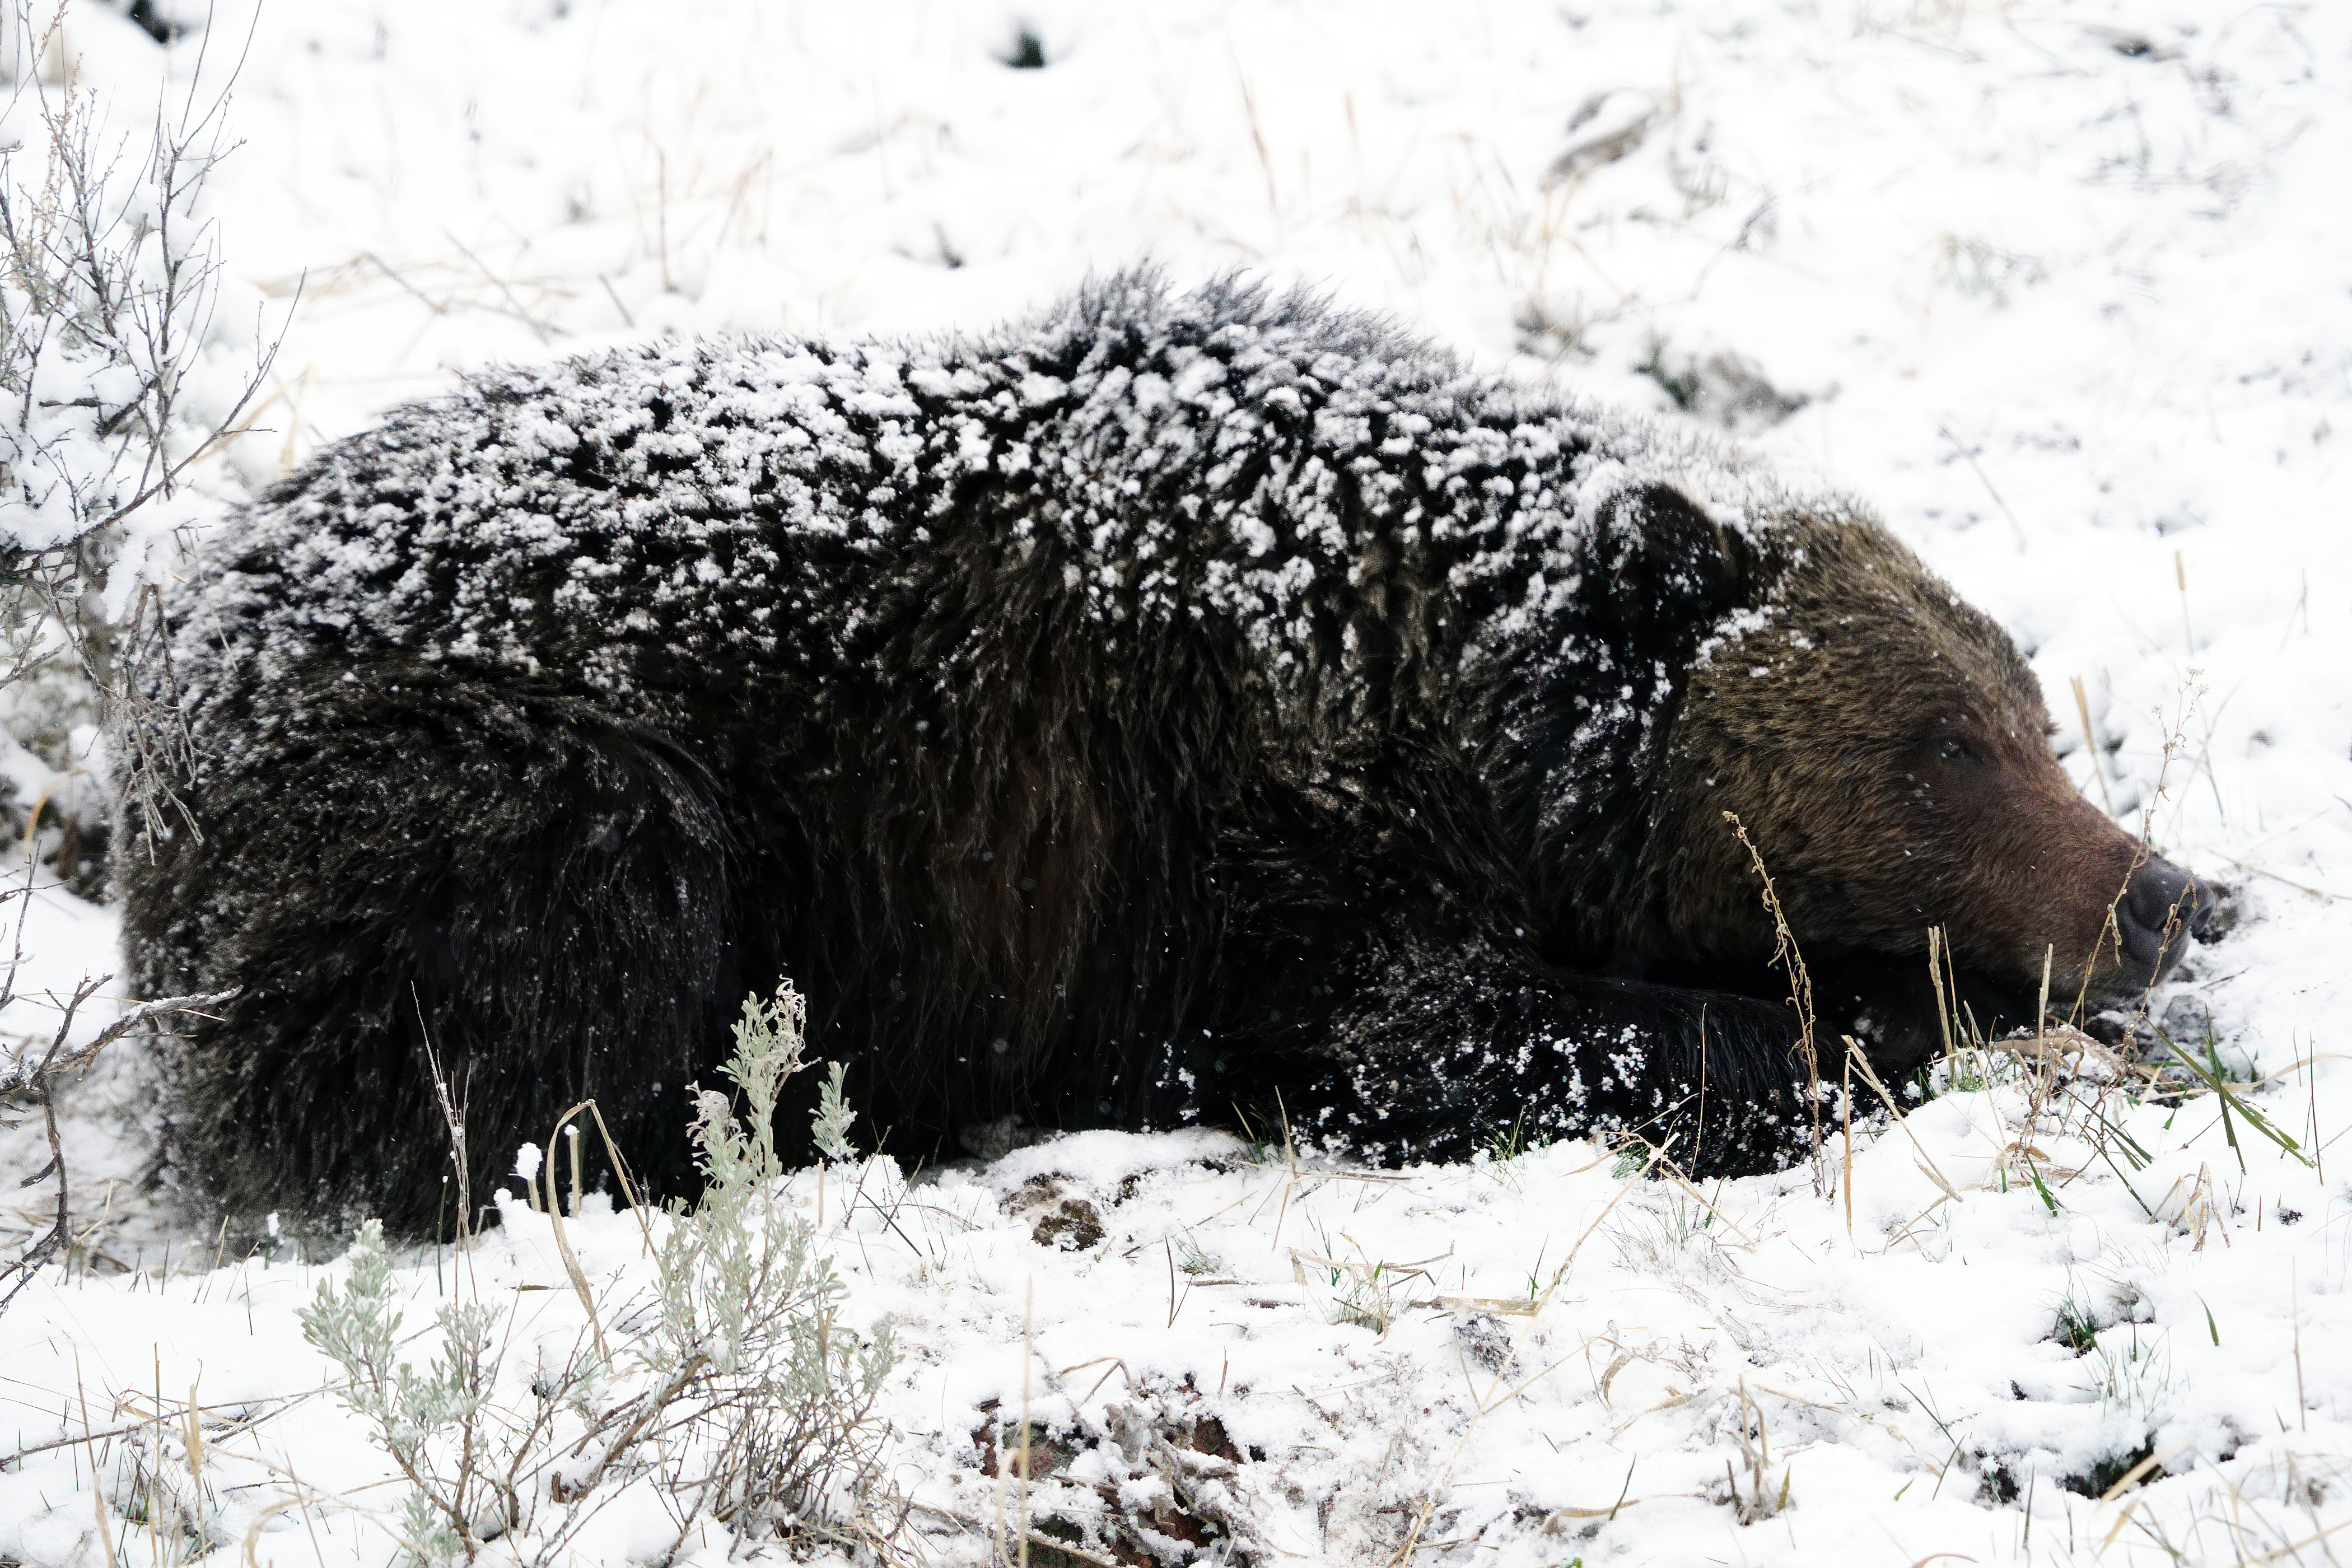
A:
[5, 1, 2352, 1565]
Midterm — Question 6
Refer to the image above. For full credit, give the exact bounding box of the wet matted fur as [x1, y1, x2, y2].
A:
[122, 273, 2211, 1234]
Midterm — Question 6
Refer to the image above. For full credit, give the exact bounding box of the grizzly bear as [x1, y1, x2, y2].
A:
[121, 273, 2213, 1235]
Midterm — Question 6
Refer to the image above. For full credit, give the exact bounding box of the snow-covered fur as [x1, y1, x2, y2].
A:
[122, 274, 2208, 1234]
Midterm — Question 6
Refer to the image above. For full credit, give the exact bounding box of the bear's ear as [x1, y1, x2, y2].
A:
[1598, 482, 1757, 612]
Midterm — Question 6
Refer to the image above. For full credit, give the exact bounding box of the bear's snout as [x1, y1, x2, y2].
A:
[2115, 854, 2215, 983]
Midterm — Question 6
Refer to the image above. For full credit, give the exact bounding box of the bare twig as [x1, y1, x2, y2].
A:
[0, 983, 232, 1093]
[5, 979, 99, 1305]
[0, 0, 292, 846]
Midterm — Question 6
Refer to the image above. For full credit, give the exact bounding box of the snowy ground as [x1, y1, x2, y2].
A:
[5, 0, 2352, 1562]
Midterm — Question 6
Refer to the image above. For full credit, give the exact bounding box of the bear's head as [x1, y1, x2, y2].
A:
[1650, 502, 2215, 1040]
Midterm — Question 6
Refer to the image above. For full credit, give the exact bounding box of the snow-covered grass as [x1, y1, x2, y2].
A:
[4, 0, 2351, 1563]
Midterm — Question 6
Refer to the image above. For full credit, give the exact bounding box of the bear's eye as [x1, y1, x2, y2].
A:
[1936, 738, 1984, 766]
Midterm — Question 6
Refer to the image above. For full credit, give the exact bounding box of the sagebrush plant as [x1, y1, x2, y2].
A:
[296, 1223, 502, 1564]
[300, 983, 898, 1565]
[811, 1056, 857, 1162]
[647, 984, 897, 1537]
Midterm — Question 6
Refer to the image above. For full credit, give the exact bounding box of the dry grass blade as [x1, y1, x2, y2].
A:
[1721, 813, 1823, 1168]
[914, 1502, 1125, 1568]
[542, 1100, 612, 1363]
[1728, 1380, 1788, 1524]
[2071, 675, 2117, 816]
[582, 1098, 659, 1254]
[1410, 1293, 1538, 1317]
[1843, 1042, 1965, 1205]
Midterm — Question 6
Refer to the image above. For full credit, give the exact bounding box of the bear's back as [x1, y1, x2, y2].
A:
[162, 276, 1739, 774]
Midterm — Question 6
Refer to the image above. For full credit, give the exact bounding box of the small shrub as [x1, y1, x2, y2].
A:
[300, 983, 897, 1564]
[0, 0, 283, 1321]
[0, 3, 281, 838]
[296, 1220, 503, 1564]
[645, 985, 897, 1537]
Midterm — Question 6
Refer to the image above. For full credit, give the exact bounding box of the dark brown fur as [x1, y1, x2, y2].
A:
[122, 276, 2216, 1235]
[1649, 521, 2203, 1061]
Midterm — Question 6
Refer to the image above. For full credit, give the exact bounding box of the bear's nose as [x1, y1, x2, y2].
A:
[2115, 855, 2214, 978]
